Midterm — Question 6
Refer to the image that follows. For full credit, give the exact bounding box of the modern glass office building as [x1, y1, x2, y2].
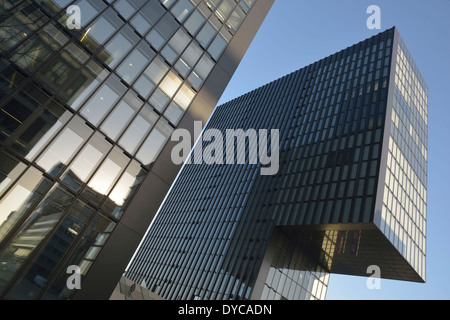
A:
[0, 0, 273, 299]
[125, 27, 428, 300]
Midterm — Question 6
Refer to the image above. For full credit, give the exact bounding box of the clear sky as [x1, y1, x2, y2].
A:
[218, 0, 450, 300]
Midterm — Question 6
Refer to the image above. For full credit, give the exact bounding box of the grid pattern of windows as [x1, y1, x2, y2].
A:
[0, 0, 258, 299]
[259, 230, 330, 301]
[125, 28, 425, 300]
[378, 35, 428, 281]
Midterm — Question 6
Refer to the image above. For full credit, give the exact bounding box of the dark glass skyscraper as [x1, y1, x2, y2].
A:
[125, 27, 428, 300]
[0, 0, 273, 299]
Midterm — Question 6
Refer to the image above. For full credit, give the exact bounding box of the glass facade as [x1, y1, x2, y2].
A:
[125, 27, 427, 300]
[0, 0, 269, 299]
[376, 35, 428, 281]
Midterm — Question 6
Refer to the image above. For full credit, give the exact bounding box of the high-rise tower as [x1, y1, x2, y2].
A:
[0, 0, 274, 299]
[125, 27, 428, 300]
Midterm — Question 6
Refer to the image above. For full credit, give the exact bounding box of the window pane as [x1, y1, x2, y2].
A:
[104, 25, 138, 68]
[10, 101, 67, 157]
[118, 106, 159, 154]
[136, 119, 173, 166]
[6, 200, 95, 300]
[171, 0, 195, 23]
[36, 116, 93, 176]
[102, 160, 147, 218]
[80, 76, 126, 125]
[0, 168, 53, 245]
[117, 42, 155, 84]
[82, 147, 129, 205]
[41, 214, 115, 300]
[61, 132, 112, 191]
[100, 93, 142, 140]
[0, 185, 74, 293]
[0, 152, 27, 196]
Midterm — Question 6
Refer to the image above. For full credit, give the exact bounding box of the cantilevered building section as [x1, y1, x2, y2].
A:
[0, 0, 273, 299]
[125, 27, 428, 300]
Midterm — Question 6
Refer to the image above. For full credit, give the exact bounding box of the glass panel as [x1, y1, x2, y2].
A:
[196, 21, 216, 48]
[188, 53, 214, 90]
[41, 214, 115, 300]
[118, 106, 159, 154]
[161, 29, 191, 64]
[0, 152, 27, 197]
[102, 160, 147, 219]
[173, 84, 196, 110]
[149, 88, 170, 113]
[0, 185, 74, 294]
[159, 70, 182, 98]
[144, 56, 169, 85]
[36, 116, 93, 177]
[146, 13, 178, 50]
[136, 119, 173, 166]
[81, 147, 129, 205]
[61, 132, 113, 191]
[5, 200, 95, 300]
[66, 60, 110, 110]
[100, 92, 142, 140]
[175, 41, 203, 77]
[104, 25, 139, 68]
[82, 8, 123, 50]
[117, 42, 155, 84]
[0, 88, 41, 143]
[80, 75, 126, 125]
[208, 32, 227, 60]
[216, 0, 235, 22]
[171, 0, 195, 23]
[10, 101, 67, 157]
[226, 5, 245, 33]
[0, 168, 53, 246]
[184, 9, 206, 36]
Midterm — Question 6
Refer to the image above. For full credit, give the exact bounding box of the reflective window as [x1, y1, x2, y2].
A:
[136, 119, 173, 166]
[0, 152, 27, 197]
[83, 9, 124, 50]
[161, 29, 191, 64]
[41, 214, 115, 300]
[188, 53, 214, 90]
[117, 42, 156, 84]
[0, 168, 53, 246]
[131, 0, 165, 35]
[171, 0, 195, 23]
[6, 199, 95, 300]
[103, 160, 147, 218]
[196, 21, 216, 49]
[104, 25, 139, 68]
[61, 132, 112, 191]
[81, 147, 129, 205]
[80, 75, 126, 126]
[36, 116, 93, 176]
[119, 105, 159, 154]
[0, 184, 74, 293]
[100, 92, 142, 140]
[175, 41, 203, 77]
[184, 8, 207, 36]
[146, 13, 179, 50]
[10, 101, 67, 157]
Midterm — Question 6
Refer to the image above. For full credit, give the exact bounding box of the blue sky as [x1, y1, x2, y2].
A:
[218, 0, 450, 300]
